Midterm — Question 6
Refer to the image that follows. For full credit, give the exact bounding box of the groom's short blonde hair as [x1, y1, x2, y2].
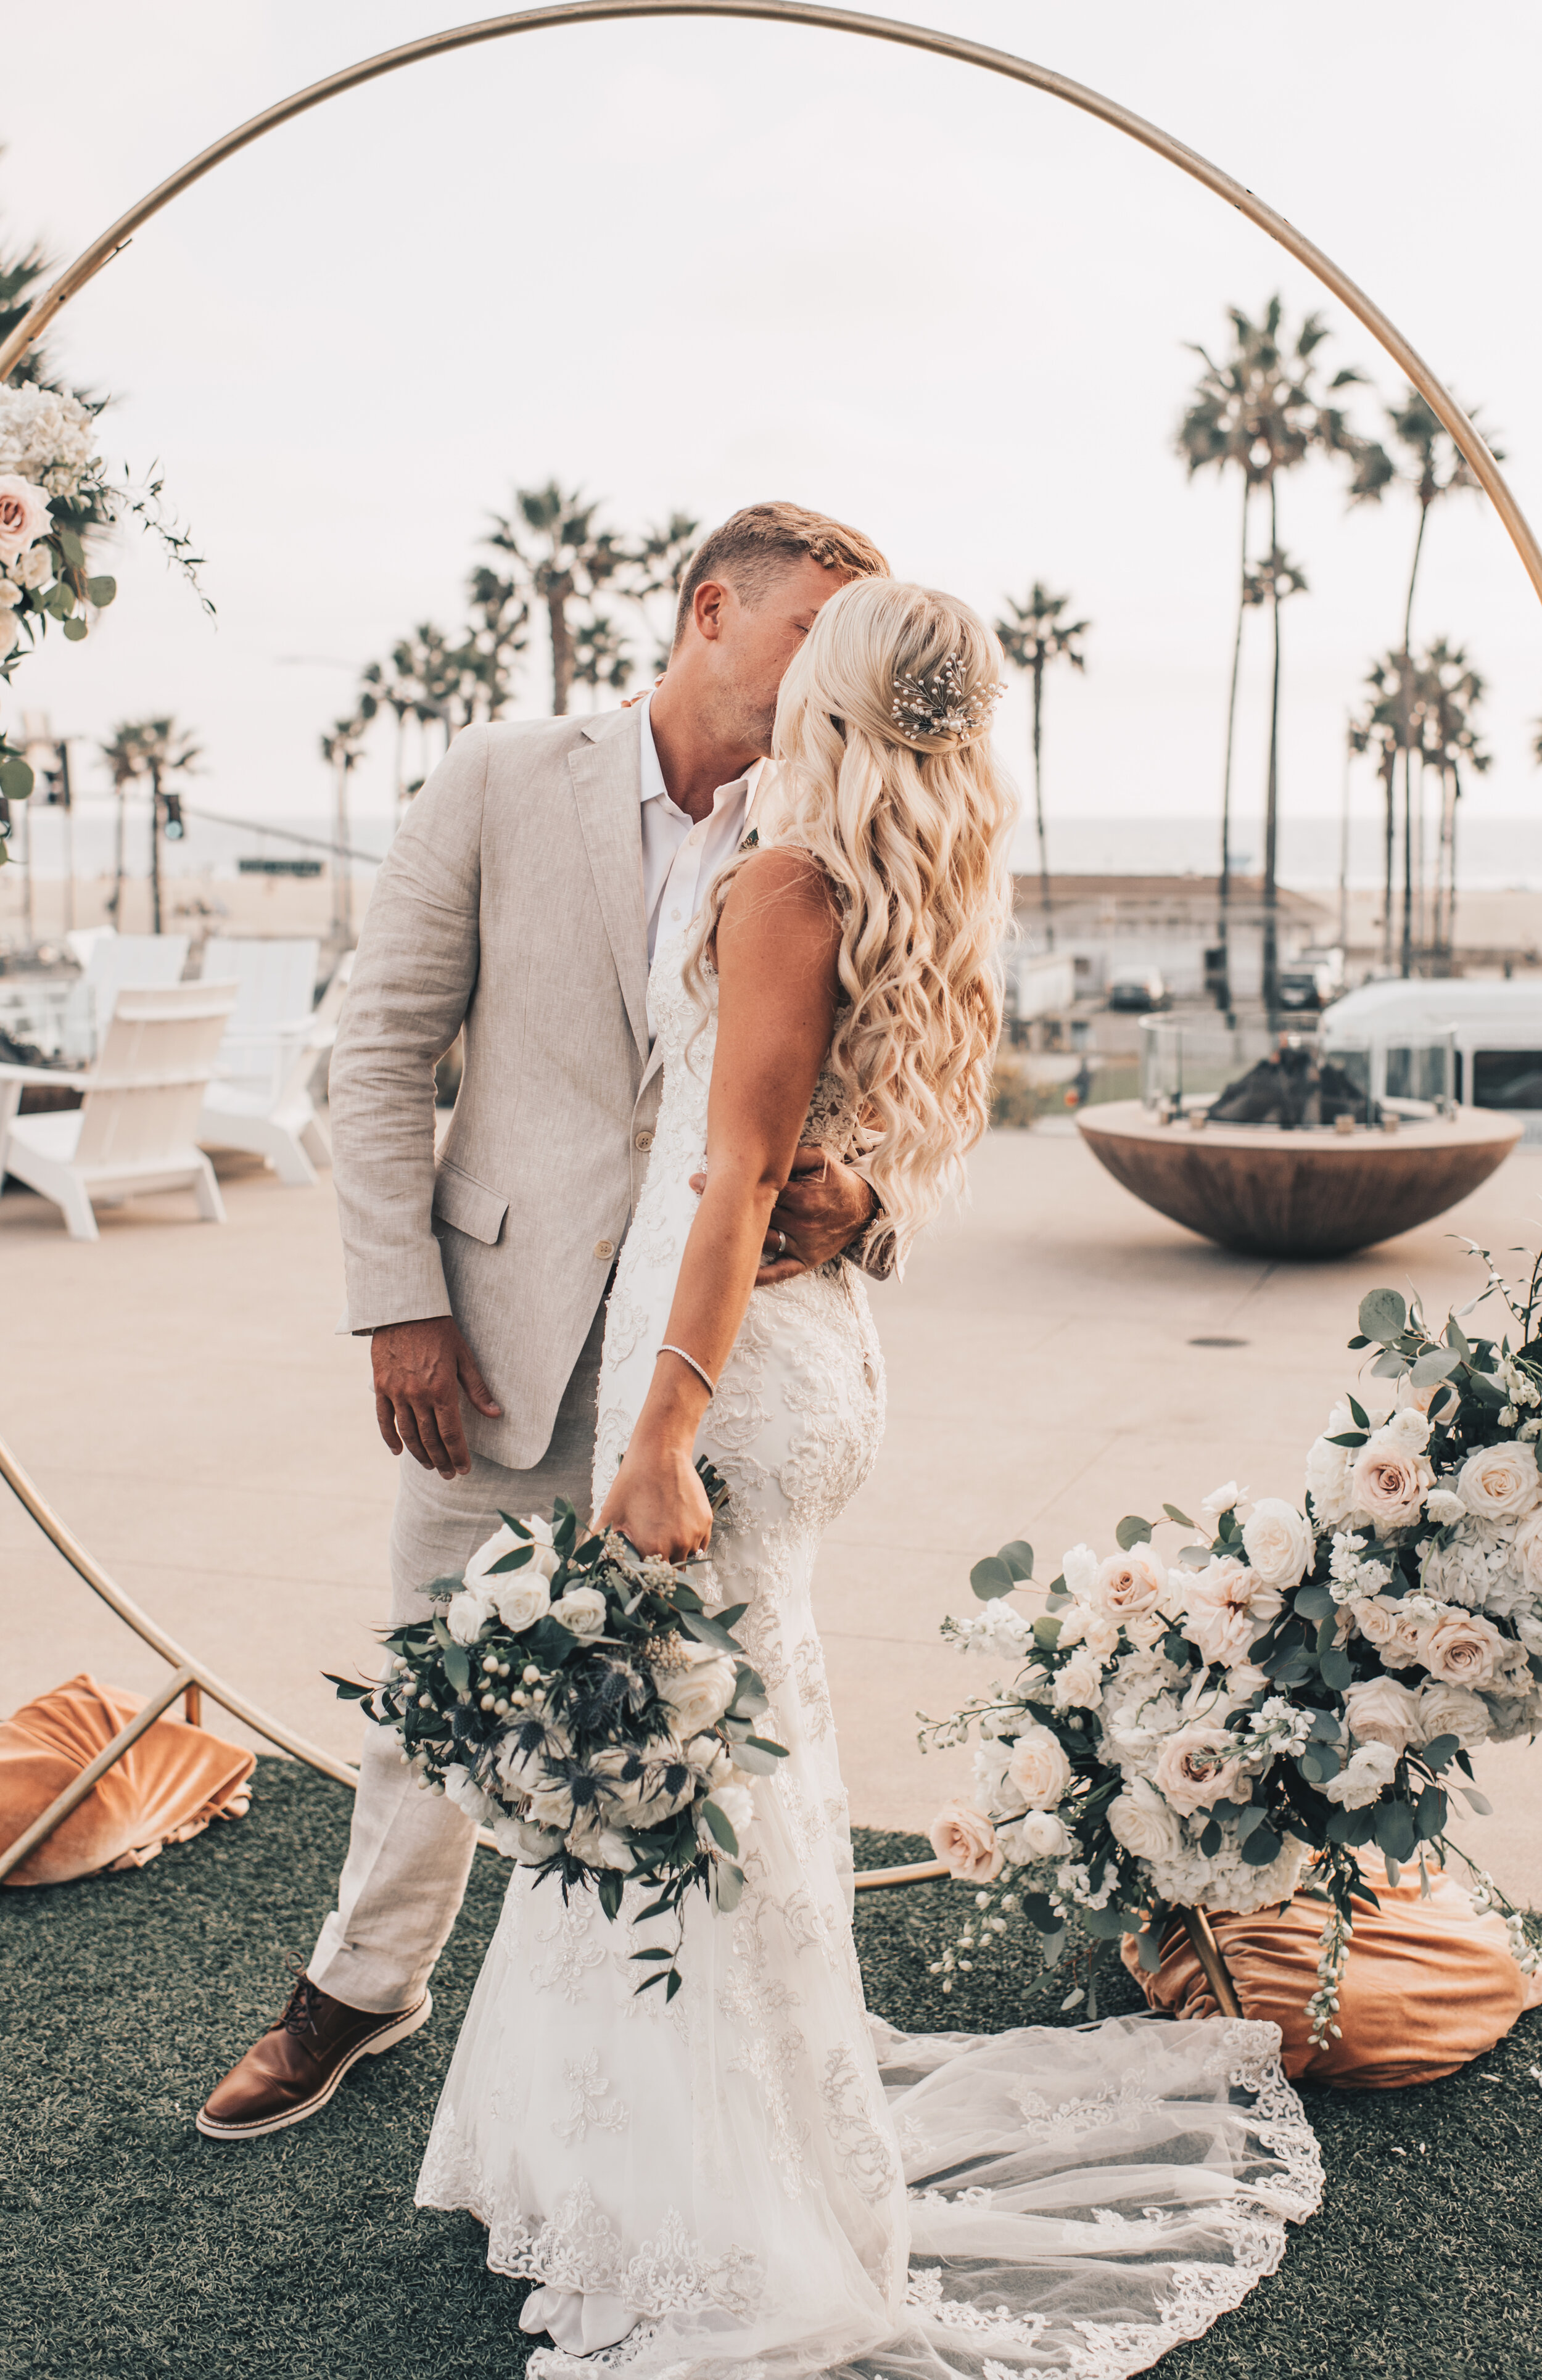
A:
[672, 502, 889, 648]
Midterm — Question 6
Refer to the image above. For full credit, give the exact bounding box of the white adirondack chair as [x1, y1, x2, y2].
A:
[58, 931, 191, 1063]
[0, 979, 238, 1241]
[196, 938, 343, 1187]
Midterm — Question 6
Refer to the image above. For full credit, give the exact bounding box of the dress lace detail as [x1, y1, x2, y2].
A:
[416, 929, 1322, 2376]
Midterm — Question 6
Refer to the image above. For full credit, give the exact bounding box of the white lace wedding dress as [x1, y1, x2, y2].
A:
[417, 929, 1322, 2378]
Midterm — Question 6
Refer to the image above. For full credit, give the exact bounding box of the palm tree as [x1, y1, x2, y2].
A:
[1414, 641, 1488, 966]
[1177, 298, 1387, 1012]
[572, 612, 632, 709]
[485, 483, 627, 715]
[1350, 654, 1411, 971]
[1376, 392, 1498, 973]
[993, 585, 1089, 949]
[1243, 542, 1308, 992]
[632, 511, 701, 675]
[99, 720, 150, 924]
[464, 563, 529, 719]
[320, 707, 371, 943]
[109, 717, 200, 933]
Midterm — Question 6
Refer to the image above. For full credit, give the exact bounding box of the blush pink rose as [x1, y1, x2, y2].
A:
[1343, 1675, 1422, 1756]
[0, 474, 52, 566]
[1351, 1432, 1433, 1533]
[1349, 1594, 1425, 1670]
[928, 1797, 1004, 1884]
[1091, 1544, 1166, 1623]
[1181, 1556, 1284, 1670]
[1420, 1608, 1504, 1689]
[1150, 1724, 1248, 1816]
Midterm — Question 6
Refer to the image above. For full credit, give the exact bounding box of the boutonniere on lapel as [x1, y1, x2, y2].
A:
[740, 827, 759, 851]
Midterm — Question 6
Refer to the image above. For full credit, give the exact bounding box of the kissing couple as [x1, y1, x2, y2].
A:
[199, 503, 1317, 2373]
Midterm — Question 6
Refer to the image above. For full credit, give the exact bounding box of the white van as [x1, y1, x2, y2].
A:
[1321, 979, 1542, 1138]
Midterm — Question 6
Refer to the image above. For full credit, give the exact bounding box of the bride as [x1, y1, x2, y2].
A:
[416, 579, 1321, 2374]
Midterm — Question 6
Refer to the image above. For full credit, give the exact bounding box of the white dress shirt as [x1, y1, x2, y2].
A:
[638, 696, 762, 990]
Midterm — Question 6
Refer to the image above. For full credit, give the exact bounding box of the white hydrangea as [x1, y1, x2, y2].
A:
[1420, 1518, 1514, 1611]
[955, 1599, 1034, 1666]
[1142, 1821, 1308, 1916]
[0, 384, 97, 496]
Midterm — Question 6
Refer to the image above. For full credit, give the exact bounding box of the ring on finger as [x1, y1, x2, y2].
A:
[773, 1229, 788, 1258]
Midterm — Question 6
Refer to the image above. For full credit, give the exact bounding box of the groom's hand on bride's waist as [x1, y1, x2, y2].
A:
[690, 1147, 877, 1285]
[371, 1317, 501, 1478]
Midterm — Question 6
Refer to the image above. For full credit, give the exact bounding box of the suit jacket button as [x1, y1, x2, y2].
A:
[593, 1238, 616, 1261]
[634, 1130, 654, 1151]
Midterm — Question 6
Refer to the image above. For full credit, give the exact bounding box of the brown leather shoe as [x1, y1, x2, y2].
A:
[196, 1969, 432, 2140]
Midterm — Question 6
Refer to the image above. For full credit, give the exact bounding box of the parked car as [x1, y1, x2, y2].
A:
[1107, 966, 1168, 1013]
[1276, 948, 1346, 1011]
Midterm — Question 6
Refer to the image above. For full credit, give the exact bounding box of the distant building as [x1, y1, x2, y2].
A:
[1010, 874, 1335, 1004]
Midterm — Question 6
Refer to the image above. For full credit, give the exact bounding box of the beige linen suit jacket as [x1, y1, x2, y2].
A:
[329, 704, 669, 1470]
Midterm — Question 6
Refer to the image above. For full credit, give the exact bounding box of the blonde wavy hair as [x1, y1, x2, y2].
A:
[691, 577, 1016, 1270]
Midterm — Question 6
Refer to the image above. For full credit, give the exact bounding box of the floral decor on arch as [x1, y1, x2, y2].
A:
[0, 378, 208, 842]
[331, 1464, 785, 2001]
[923, 1241, 1542, 2041]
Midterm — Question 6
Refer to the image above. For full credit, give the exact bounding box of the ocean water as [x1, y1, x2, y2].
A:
[7, 802, 1540, 892]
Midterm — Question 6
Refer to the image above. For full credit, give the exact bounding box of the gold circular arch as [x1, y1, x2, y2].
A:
[2, 0, 1538, 601]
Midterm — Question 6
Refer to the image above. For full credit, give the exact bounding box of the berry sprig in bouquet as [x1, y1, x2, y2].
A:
[333, 1460, 784, 1999]
[925, 1243, 1542, 2038]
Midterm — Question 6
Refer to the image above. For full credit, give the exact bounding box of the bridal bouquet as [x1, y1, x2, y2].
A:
[925, 1241, 1542, 2039]
[333, 1465, 784, 1999]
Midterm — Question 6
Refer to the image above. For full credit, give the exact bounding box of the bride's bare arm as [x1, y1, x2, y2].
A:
[595, 850, 841, 1558]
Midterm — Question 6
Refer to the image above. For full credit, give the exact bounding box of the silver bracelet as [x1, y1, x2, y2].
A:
[658, 1342, 717, 1395]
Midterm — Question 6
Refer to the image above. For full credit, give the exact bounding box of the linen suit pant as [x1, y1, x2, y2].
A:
[307, 1303, 605, 2014]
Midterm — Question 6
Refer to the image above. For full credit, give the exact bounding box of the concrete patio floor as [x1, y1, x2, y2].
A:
[6, 1123, 1542, 1902]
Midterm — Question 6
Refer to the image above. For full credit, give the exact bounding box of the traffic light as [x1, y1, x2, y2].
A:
[163, 791, 184, 841]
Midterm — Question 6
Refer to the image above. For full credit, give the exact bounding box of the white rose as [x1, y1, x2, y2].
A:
[1224, 1661, 1272, 1701]
[1322, 1740, 1397, 1808]
[15, 542, 51, 589]
[1004, 1724, 1072, 1811]
[1008, 1809, 1071, 1859]
[1352, 1431, 1434, 1533]
[549, 1586, 608, 1638]
[1457, 1442, 1541, 1522]
[1181, 1556, 1283, 1670]
[1241, 1497, 1315, 1589]
[1424, 1488, 1467, 1526]
[1414, 1680, 1490, 1750]
[492, 1573, 553, 1633]
[0, 579, 20, 611]
[1348, 1593, 1425, 1668]
[1198, 1480, 1248, 1523]
[445, 1586, 495, 1645]
[1060, 1544, 1099, 1602]
[1509, 1508, 1542, 1594]
[657, 1647, 737, 1737]
[1052, 1648, 1104, 1710]
[1483, 1686, 1542, 1742]
[464, 1520, 561, 1592]
[1386, 1404, 1433, 1451]
[1107, 1778, 1186, 1861]
[1343, 1675, 1422, 1756]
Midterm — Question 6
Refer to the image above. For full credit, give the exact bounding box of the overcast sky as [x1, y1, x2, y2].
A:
[3, 0, 1540, 873]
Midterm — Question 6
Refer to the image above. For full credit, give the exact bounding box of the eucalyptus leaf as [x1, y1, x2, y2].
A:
[1163, 1504, 1195, 1528]
[1115, 1515, 1153, 1549]
[1136, 1923, 1167, 1974]
[714, 1861, 744, 1913]
[441, 1641, 471, 1695]
[60, 616, 88, 641]
[1234, 1802, 1270, 1842]
[86, 573, 117, 606]
[489, 1543, 534, 1573]
[1420, 1732, 1460, 1772]
[1358, 1289, 1406, 1343]
[1374, 1801, 1418, 1861]
[1239, 1825, 1283, 1864]
[701, 1798, 740, 1856]
[1294, 1584, 1337, 1620]
[970, 1555, 1018, 1602]
[1411, 1346, 1461, 1385]
[1461, 1787, 1495, 1815]
[1319, 1646, 1353, 1692]
[998, 1539, 1034, 1579]
[1031, 1615, 1063, 1650]
[729, 1738, 785, 1774]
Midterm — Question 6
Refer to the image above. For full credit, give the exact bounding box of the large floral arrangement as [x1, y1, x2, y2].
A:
[925, 1244, 1542, 2038]
[0, 379, 205, 831]
[334, 1472, 784, 2001]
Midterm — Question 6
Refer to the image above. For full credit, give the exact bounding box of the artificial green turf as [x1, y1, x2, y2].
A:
[4, 1761, 1541, 2379]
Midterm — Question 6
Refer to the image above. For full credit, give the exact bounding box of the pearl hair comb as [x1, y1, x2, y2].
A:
[889, 651, 1005, 749]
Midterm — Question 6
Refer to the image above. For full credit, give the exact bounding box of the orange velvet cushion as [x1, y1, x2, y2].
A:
[1121, 1871, 1542, 2087]
[1, 1673, 255, 1887]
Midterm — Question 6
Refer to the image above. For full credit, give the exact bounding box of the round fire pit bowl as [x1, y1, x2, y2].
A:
[1076, 1100, 1523, 1258]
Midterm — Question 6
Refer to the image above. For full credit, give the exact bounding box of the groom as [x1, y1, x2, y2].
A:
[197, 501, 890, 2139]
